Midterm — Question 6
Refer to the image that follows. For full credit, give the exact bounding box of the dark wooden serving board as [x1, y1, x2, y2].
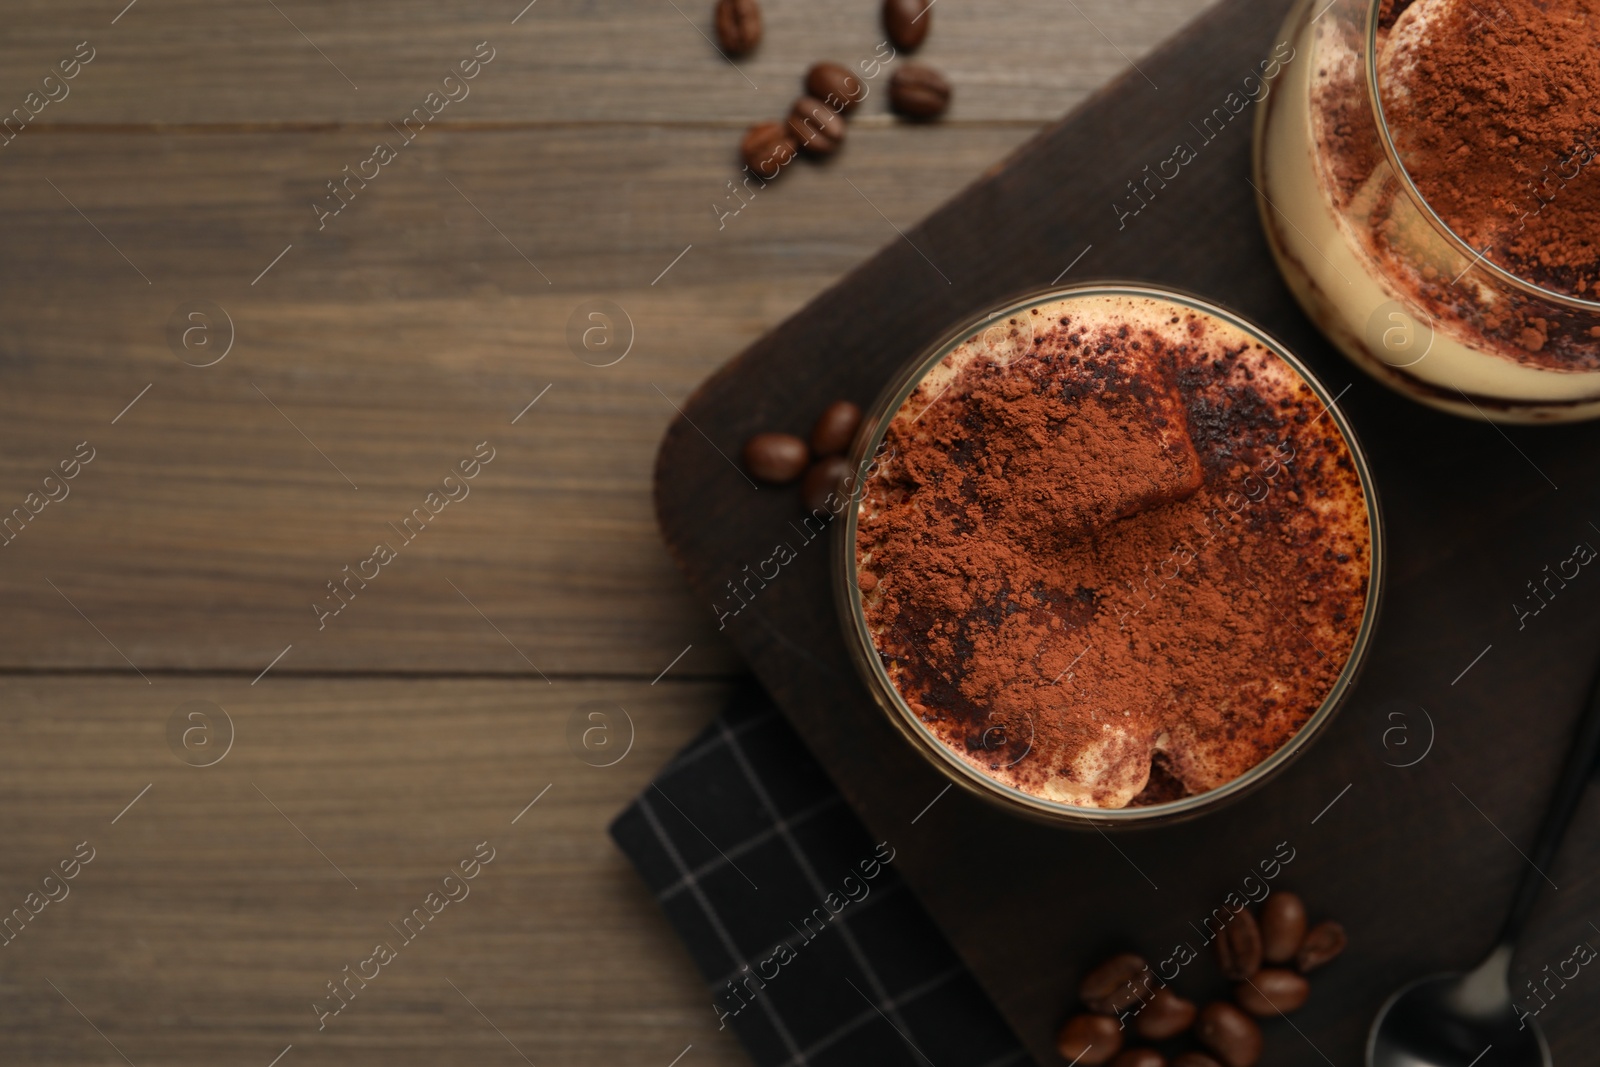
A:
[654, 0, 1600, 1061]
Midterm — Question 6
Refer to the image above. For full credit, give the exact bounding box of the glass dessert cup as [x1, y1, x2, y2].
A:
[834, 284, 1385, 829]
[1255, 0, 1600, 423]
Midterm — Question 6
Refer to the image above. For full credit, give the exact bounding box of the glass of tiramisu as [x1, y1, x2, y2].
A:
[837, 285, 1383, 826]
[1255, 0, 1600, 421]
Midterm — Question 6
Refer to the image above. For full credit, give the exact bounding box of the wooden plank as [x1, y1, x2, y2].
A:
[0, 122, 1033, 674]
[651, 0, 1600, 1060]
[1, 0, 1211, 126]
[0, 675, 749, 1067]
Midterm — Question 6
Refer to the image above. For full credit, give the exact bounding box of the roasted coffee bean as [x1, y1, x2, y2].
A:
[1134, 986, 1197, 1041]
[787, 95, 846, 155]
[1079, 953, 1151, 1014]
[714, 0, 761, 55]
[1172, 1055, 1225, 1067]
[890, 63, 951, 119]
[1056, 1013, 1123, 1067]
[1196, 1002, 1263, 1067]
[883, 0, 931, 50]
[1296, 920, 1348, 973]
[1260, 892, 1307, 963]
[743, 432, 808, 484]
[806, 61, 867, 113]
[810, 400, 862, 456]
[1215, 909, 1263, 980]
[740, 121, 797, 178]
[1109, 1049, 1166, 1067]
[801, 455, 853, 513]
[1236, 967, 1310, 1016]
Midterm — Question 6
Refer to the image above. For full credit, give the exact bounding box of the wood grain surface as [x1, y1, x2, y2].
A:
[0, 677, 747, 1067]
[4, 0, 1190, 125]
[0, 0, 1218, 1063]
[653, 0, 1600, 1062]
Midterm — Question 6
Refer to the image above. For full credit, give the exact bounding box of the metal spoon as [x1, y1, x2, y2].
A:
[1367, 664, 1600, 1067]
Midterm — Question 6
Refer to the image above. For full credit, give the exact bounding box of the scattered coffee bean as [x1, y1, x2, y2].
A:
[741, 121, 798, 178]
[810, 400, 862, 456]
[1195, 1002, 1263, 1067]
[714, 0, 761, 55]
[883, 0, 931, 50]
[1260, 892, 1307, 964]
[890, 63, 951, 119]
[1236, 967, 1309, 1016]
[743, 432, 808, 484]
[1296, 920, 1348, 973]
[1134, 986, 1196, 1041]
[1215, 909, 1263, 981]
[802, 454, 853, 513]
[806, 61, 867, 114]
[1056, 1013, 1123, 1067]
[1080, 953, 1151, 1014]
[1059, 891, 1344, 1067]
[787, 95, 846, 155]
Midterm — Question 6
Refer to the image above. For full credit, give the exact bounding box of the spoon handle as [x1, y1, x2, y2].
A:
[1496, 657, 1600, 948]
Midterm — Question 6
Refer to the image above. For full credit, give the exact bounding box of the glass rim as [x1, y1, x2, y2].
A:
[834, 281, 1386, 827]
[1362, 0, 1600, 312]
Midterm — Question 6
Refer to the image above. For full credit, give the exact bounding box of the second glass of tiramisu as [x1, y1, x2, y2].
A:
[1255, 0, 1600, 421]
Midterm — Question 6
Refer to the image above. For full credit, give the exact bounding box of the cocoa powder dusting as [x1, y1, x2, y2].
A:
[1380, 0, 1600, 298]
[855, 296, 1372, 809]
[1308, 0, 1600, 372]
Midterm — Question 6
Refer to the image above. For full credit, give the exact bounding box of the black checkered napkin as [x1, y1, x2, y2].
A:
[610, 686, 1031, 1067]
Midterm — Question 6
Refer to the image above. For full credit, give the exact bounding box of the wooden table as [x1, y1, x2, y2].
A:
[0, 2, 1209, 1063]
